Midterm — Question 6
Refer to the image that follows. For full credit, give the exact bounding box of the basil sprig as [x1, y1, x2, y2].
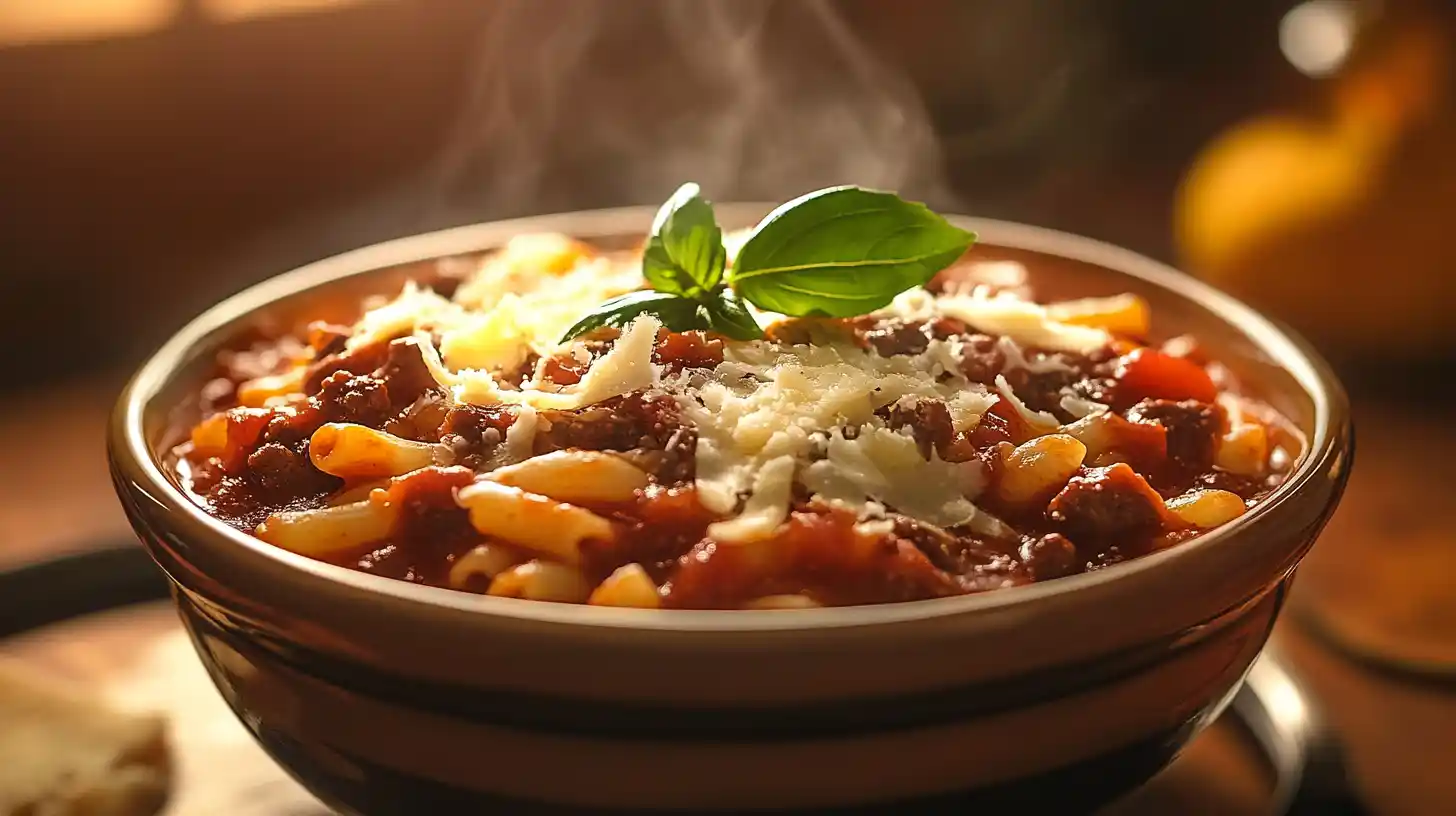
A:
[561, 183, 976, 342]
[641, 182, 725, 296]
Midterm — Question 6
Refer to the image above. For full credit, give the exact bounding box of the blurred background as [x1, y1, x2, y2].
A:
[4, 0, 1452, 391]
[0, 0, 1453, 810]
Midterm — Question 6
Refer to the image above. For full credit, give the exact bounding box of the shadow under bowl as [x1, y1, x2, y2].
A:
[109, 206, 1353, 814]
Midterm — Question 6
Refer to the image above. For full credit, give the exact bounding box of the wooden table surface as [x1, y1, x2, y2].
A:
[2, 381, 1453, 815]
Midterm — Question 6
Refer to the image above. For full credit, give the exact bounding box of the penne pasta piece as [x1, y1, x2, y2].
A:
[587, 564, 661, 608]
[1165, 489, 1247, 528]
[486, 450, 650, 503]
[1216, 421, 1269, 477]
[309, 423, 440, 480]
[1062, 410, 1167, 465]
[994, 434, 1087, 508]
[237, 367, 307, 408]
[189, 413, 230, 458]
[189, 407, 276, 470]
[255, 499, 397, 557]
[327, 479, 390, 507]
[454, 481, 615, 565]
[488, 561, 592, 603]
[1046, 294, 1151, 336]
[449, 543, 525, 589]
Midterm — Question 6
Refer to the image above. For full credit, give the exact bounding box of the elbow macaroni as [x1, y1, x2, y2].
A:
[587, 564, 661, 608]
[1165, 489, 1246, 528]
[454, 481, 615, 565]
[237, 367, 307, 408]
[189, 413, 231, 458]
[994, 434, 1087, 507]
[309, 423, 441, 480]
[255, 498, 397, 557]
[1215, 395, 1271, 477]
[1216, 422, 1269, 477]
[487, 450, 649, 503]
[327, 479, 390, 507]
[488, 561, 592, 603]
[448, 543, 524, 588]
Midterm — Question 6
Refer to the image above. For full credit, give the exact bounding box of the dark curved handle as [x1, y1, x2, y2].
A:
[1287, 701, 1367, 816]
[1241, 652, 1368, 814]
[1289, 738, 1366, 815]
[0, 542, 170, 639]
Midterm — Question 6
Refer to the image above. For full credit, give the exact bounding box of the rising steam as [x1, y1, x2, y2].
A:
[427, 0, 953, 221]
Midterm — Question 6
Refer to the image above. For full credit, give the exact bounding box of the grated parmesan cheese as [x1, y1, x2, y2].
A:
[706, 455, 796, 542]
[502, 403, 538, 463]
[442, 315, 662, 412]
[327, 237, 1137, 542]
[997, 335, 1077, 375]
[882, 288, 1110, 354]
[1059, 393, 1108, 419]
[995, 374, 1060, 435]
[801, 428, 986, 529]
[348, 283, 459, 351]
[675, 339, 998, 540]
[353, 235, 644, 375]
[439, 293, 533, 373]
[451, 245, 643, 358]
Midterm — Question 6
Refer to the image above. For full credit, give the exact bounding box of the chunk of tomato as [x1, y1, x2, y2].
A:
[1114, 348, 1218, 406]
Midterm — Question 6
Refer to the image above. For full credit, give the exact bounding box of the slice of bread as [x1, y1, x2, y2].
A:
[0, 659, 171, 816]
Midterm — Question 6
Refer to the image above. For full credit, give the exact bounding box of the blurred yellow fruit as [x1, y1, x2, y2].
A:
[1174, 15, 1456, 355]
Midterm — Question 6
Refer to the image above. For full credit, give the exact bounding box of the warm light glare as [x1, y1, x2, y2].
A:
[1280, 0, 1359, 78]
[1250, 657, 1309, 736]
[0, 0, 177, 46]
[202, 0, 378, 24]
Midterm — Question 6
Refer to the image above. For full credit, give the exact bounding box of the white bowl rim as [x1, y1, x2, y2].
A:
[117, 203, 1346, 633]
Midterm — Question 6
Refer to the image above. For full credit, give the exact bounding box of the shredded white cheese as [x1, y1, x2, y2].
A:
[994, 374, 1060, 435]
[451, 235, 642, 348]
[706, 455, 797, 543]
[674, 339, 998, 540]
[882, 288, 1110, 354]
[1059, 393, 1108, 419]
[328, 235, 1135, 543]
[502, 403, 538, 463]
[443, 315, 662, 412]
[801, 428, 985, 529]
[349, 283, 460, 352]
[997, 335, 1076, 375]
[352, 237, 644, 377]
[438, 293, 534, 373]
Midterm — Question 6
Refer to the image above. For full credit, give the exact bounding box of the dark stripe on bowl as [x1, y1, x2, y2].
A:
[252, 717, 1198, 815]
[177, 582, 1284, 743]
[0, 544, 169, 639]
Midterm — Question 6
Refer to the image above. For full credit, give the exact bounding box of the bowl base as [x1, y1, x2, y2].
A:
[256, 720, 1193, 816]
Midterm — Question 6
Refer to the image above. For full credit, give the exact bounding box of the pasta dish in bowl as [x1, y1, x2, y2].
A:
[172, 186, 1298, 609]
[109, 188, 1351, 814]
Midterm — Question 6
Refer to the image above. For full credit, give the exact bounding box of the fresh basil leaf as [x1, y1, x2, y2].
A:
[729, 186, 976, 318]
[642, 182, 726, 296]
[703, 288, 764, 341]
[559, 290, 707, 342]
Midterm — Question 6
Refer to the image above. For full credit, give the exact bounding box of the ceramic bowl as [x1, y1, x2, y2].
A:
[109, 206, 1352, 814]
